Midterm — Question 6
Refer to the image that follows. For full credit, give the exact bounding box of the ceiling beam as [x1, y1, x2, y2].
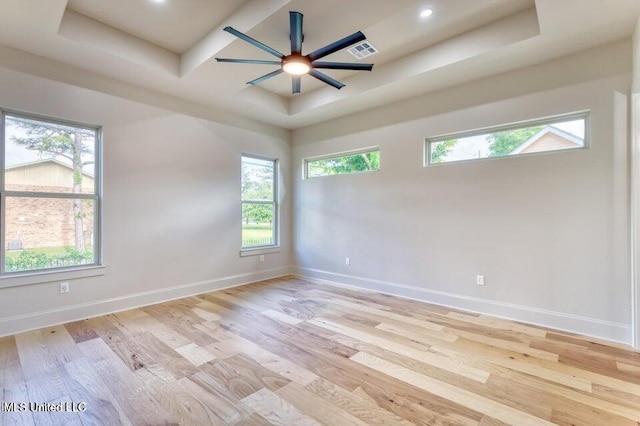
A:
[180, 0, 292, 77]
[59, 10, 180, 76]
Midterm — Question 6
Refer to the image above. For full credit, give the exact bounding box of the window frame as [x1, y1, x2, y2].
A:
[424, 111, 590, 166]
[240, 153, 279, 254]
[0, 109, 103, 279]
[303, 146, 381, 179]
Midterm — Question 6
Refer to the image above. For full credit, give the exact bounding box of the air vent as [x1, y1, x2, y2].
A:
[347, 41, 378, 60]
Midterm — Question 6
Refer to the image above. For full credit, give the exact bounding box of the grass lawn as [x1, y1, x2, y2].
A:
[242, 223, 274, 247]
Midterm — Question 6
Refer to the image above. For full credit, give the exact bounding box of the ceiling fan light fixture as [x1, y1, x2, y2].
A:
[217, 12, 373, 93]
[282, 54, 311, 75]
[420, 9, 433, 18]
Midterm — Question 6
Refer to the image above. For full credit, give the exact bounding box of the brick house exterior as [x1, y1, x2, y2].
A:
[5, 159, 95, 250]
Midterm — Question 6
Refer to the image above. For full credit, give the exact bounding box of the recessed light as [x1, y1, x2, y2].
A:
[420, 9, 433, 18]
[150, 0, 166, 3]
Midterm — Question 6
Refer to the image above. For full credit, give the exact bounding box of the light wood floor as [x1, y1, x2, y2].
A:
[1, 276, 640, 425]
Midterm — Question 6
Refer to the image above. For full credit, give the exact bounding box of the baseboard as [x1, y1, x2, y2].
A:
[294, 267, 632, 346]
[0, 266, 293, 338]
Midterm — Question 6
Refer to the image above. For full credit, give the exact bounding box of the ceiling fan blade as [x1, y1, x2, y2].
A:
[290, 12, 303, 54]
[307, 31, 366, 61]
[292, 76, 301, 94]
[309, 69, 345, 90]
[223, 26, 285, 59]
[247, 69, 284, 85]
[312, 61, 373, 71]
[216, 58, 282, 65]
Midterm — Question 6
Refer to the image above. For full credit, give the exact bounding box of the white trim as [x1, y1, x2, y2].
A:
[294, 267, 632, 346]
[632, 93, 640, 350]
[0, 265, 106, 289]
[240, 246, 281, 257]
[0, 266, 292, 338]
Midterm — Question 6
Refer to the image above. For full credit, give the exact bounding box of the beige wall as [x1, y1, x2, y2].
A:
[0, 65, 292, 335]
[292, 41, 632, 344]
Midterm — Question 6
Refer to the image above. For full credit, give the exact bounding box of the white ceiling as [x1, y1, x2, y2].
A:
[0, 0, 638, 130]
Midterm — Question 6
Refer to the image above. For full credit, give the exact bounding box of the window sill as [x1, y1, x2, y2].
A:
[0, 265, 106, 289]
[239, 246, 281, 257]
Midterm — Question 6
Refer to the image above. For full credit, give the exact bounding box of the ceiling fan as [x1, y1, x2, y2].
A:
[215, 11, 374, 94]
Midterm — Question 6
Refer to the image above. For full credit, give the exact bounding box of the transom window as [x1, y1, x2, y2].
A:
[241, 155, 278, 250]
[305, 148, 380, 178]
[426, 112, 588, 165]
[1, 111, 101, 274]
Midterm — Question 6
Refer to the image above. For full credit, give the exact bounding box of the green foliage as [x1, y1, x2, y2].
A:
[73, 168, 83, 185]
[308, 151, 380, 177]
[487, 126, 544, 156]
[430, 139, 458, 164]
[242, 203, 273, 225]
[5, 247, 93, 272]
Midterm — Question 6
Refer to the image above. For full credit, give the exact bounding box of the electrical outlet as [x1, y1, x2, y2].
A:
[476, 275, 485, 286]
[259, 255, 265, 262]
[345, 257, 350, 266]
[60, 282, 70, 294]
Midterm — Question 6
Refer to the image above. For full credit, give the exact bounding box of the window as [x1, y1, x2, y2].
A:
[426, 112, 588, 165]
[241, 155, 278, 250]
[305, 148, 380, 178]
[1, 112, 101, 274]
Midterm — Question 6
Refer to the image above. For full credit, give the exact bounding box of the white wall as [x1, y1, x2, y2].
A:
[293, 41, 633, 344]
[0, 67, 292, 336]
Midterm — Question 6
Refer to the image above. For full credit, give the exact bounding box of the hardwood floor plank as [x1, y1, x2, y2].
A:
[64, 357, 131, 425]
[275, 382, 369, 425]
[308, 316, 491, 383]
[242, 388, 322, 426]
[186, 371, 254, 423]
[261, 309, 304, 325]
[199, 353, 290, 400]
[432, 344, 593, 393]
[354, 376, 482, 425]
[232, 412, 272, 425]
[64, 320, 100, 344]
[303, 378, 415, 426]
[313, 292, 446, 331]
[77, 338, 177, 425]
[14, 330, 69, 403]
[203, 328, 319, 385]
[174, 343, 215, 367]
[351, 351, 555, 425]
[617, 361, 640, 374]
[0, 336, 35, 426]
[449, 328, 559, 362]
[138, 373, 228, 425]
